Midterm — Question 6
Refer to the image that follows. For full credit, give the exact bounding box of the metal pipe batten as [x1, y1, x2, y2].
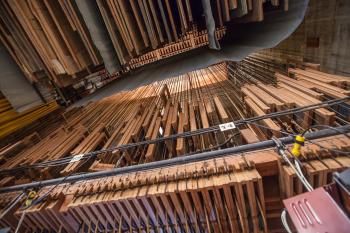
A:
[0, 125, 349, 194]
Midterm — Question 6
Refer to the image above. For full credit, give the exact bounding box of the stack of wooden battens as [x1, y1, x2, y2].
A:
[1, 135, 350, 232]
[0, 63, 244, 184]
[239, 69, 350, 140]
[128, 27, 227, 69]
[0, 0, 290, 87]
[96, 0, 289, 66]
[0, 61, 349, 183]
[97, 0, 194, 64]
[0, 0, 102, 87]
[0, 59, 350, 232]
[227, 53, 350, 140]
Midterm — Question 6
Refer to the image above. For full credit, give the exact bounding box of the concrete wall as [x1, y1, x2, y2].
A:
[273, 0, 350, 76]
[0, 42, 43, 111]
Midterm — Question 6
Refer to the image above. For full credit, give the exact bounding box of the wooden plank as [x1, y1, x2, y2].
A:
[129, 0, 150, 47]
[96, 0, 128, 64]
[213, 96, 229, 122]
[107, 0, 135, 56]
[176, 0, 188, 32]
[164, 0, 179, 41]
[140, 0, 159, 49]
[148, 0, 164, 43]
[118, 0, 146, 54]
[145, 117, 161, 161]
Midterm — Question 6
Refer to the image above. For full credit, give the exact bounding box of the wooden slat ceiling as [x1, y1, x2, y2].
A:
[0, 0, 289, 87]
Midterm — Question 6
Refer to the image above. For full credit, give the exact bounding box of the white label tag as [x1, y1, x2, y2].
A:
[219, 122, 236, 131]
[70, 154, 84, 163]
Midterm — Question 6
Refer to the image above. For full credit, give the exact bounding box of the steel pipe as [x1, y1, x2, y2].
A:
[0, 125, 349, 194]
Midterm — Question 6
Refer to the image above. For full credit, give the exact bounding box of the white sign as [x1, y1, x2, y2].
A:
[70, 154, 84, 163]
[219, 122, 236, 131]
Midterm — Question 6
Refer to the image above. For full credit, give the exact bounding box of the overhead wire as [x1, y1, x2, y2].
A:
[246, 121, 291, 136]
[252, 120, 350, 156]
[281, 209, 293, 233]
[301, 124, 350, 155]
[0, 192, 26, 220]
[274, 98, 350, 156]
[322, 95, 350, 121]
[247, 111, 350, 181]
[301, 124, 350, 137]
[187, 133, 240, 155]
[307, 140, 350, 155]
[272, 137, 314, 191]
[12, 159, 90, 232]
[252, 104, 350, 194]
